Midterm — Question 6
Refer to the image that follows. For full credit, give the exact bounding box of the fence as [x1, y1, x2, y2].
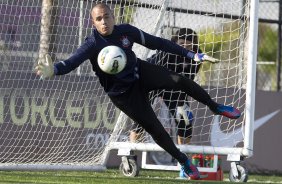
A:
[257, 0, 282, 91]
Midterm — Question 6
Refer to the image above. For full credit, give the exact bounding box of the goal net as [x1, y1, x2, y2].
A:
[0, 0, 257, 170]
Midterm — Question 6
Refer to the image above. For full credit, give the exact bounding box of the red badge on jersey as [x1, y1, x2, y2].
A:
[121, 36, 130, 48]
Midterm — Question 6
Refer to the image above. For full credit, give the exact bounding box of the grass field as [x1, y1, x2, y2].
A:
[0, 168, 282, 184]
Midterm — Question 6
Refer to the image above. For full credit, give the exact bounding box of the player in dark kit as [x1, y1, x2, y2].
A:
[149, 28, 209, 177]
[146, 28, 205, 144]
[35, 3, 241, 180]
[129, 28, 212, 177]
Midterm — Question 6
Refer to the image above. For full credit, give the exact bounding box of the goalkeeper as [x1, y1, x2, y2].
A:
[35, 3, 241, 180]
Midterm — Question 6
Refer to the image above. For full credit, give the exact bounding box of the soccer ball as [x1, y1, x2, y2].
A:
[97, 45, 127, 74]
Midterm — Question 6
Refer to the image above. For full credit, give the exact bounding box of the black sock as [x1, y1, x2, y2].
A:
[178, 152, 188, 165]
[207, 100, 219, 114]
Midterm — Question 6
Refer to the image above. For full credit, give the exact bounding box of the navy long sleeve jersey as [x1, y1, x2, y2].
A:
[54, 24, 191, 96]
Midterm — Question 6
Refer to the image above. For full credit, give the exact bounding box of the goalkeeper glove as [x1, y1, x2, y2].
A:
[193, 53, 219, 63]
[35, 54, 54, 79]
[176, 103, 194, 126]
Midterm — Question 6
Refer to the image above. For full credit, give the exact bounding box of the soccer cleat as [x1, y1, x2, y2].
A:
[181, 159, 200, 180]
[214, 104, 241, 119]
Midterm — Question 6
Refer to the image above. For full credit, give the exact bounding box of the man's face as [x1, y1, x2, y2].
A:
[177, 39, 197, 51]
[91, 6, 115, 36]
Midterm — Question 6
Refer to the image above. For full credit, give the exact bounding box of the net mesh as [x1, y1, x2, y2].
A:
[0, 0, 250, 167]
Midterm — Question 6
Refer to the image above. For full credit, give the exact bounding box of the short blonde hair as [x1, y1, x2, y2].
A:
[93, 3, 111, 11]
[91, 3, 114, 18]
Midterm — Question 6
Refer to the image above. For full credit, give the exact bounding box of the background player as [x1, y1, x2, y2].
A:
[150, 28, 206, 145]
[130, 28, 215, 177]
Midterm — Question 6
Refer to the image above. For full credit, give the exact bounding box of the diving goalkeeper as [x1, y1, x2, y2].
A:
[35, 3, 241, 180]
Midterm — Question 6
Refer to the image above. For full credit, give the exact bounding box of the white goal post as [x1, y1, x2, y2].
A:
[0, 0, 258, 171]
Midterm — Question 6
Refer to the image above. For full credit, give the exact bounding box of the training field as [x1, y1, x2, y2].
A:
[0, 169, 281, 184]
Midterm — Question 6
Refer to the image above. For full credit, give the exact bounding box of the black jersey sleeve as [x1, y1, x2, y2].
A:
[54, 37, 96, 75]
[128, 24, 192, 58]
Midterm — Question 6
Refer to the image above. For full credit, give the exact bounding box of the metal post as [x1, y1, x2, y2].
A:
[277, 0, 282, 91]
[243, 0, 259, 157]
[76, 0, 84, 76]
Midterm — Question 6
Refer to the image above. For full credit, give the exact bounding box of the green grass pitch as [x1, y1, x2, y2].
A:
[0, 168, 281, 184]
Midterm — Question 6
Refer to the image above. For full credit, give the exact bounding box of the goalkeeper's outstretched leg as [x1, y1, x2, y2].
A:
[109, 81, 201, 180]
[141, 61, 241, 120]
